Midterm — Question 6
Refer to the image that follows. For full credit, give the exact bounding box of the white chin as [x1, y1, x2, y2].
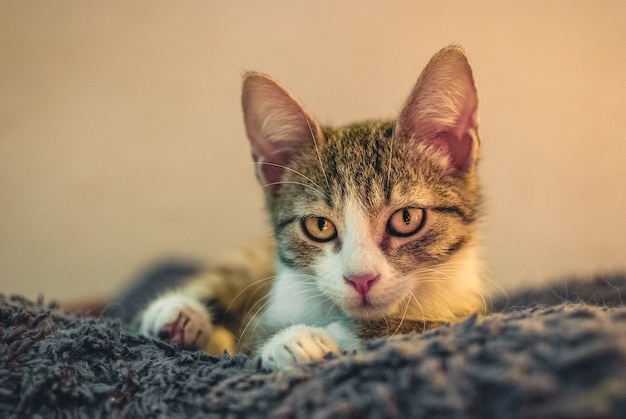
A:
[343, 299, 396, 319]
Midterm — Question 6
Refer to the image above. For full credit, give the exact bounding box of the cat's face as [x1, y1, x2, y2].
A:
[243, 46, 485, 322]
[269, 122, 481, 321]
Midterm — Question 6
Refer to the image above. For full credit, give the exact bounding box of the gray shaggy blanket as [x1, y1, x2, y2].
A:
[2, 269, 626, 418]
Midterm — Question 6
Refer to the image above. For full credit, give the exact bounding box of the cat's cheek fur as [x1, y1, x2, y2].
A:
[410, 244, 485, 321]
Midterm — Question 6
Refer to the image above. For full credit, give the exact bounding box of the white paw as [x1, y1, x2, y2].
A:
[259, 325, 340, 370]
[139, 294, 212, 350]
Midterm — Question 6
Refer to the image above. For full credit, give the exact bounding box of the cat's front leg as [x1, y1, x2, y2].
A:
[258, 325, 342, 370]
[138, 293, 212, 350]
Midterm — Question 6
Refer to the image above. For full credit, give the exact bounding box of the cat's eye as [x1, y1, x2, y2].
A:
[387, 207, 425, 237]
[302, 217, 337, 242]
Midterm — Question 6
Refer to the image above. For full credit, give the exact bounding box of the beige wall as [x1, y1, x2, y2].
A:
[1, 1, 625, 301]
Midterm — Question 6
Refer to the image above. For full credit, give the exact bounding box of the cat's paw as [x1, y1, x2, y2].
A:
[259, 325, 340, 370]
[138, 294, 212, 350]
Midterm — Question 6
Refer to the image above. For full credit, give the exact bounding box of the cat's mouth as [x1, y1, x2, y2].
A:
[343, 296, 395, 319]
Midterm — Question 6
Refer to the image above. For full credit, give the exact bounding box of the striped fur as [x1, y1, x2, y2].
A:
[138, 46, 487, 370]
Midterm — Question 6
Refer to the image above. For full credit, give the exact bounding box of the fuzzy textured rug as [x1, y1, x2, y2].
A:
[2, 270, 626, 418]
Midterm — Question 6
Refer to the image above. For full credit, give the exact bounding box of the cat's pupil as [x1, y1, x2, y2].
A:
[302, 217, 337, 243]
[402, 209, 411, 225]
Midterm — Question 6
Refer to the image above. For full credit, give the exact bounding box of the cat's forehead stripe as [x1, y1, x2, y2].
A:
[318, 123, 394, 212]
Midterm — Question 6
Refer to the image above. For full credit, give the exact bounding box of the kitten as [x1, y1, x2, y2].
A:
[138, 45, 486, 370]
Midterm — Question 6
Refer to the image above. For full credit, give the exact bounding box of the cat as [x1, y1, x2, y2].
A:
[137, 45, 486, 371]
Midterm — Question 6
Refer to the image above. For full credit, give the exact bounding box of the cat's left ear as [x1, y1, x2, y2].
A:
[242, 72, 323, 194]
[396, 46, 479, 173]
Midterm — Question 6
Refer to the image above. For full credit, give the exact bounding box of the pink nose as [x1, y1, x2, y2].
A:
[345, 273, 380, 296]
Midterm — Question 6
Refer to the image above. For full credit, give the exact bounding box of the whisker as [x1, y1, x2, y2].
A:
[386, 128, 396, 198]
[256, 161, 322, 188]
[382, 316, 391, 334]
[392, 292, 412, 335]
[239, 159, 330, 200]
[225, 275, 275, 314]
[244, 289, 331, 344]
[301, 110, 330, 191]
[238, 282, 322, 343]
[262, 180, 325, 195]
[238, 279, 330, 344]
[324, 297, 338, 320]
[407, 290, 426, 328]
[473, 261, 507, 299]
[233, 159, 320, 189]
[419, 262, 502, 307]
[238, 294, 275, 345]
[477, 290, 489, 313]
[417, 265, 491, 315]
[415, 279, 455, 285]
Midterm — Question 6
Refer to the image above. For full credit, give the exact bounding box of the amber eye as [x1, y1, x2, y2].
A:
[387, 207, 425, 237]
[302, 217, 337, 242]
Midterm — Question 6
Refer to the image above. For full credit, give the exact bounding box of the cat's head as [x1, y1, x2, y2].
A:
[242, 46, 485, 323]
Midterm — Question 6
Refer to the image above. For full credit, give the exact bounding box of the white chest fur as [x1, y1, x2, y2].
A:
[261, 264, 343, 330]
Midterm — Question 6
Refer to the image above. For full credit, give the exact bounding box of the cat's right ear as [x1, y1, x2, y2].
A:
[396, 46, 479, 174]
[242, 72, 323, 195]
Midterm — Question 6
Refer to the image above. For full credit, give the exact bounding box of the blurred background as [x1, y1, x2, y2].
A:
[1, 1, 625, 303]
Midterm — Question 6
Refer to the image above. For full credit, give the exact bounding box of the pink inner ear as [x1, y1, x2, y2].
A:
[255, 149, 294, 191]
[395, 47, 479, 174]
[243, 73, 323, 196]
[430, 131, 473, 172]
